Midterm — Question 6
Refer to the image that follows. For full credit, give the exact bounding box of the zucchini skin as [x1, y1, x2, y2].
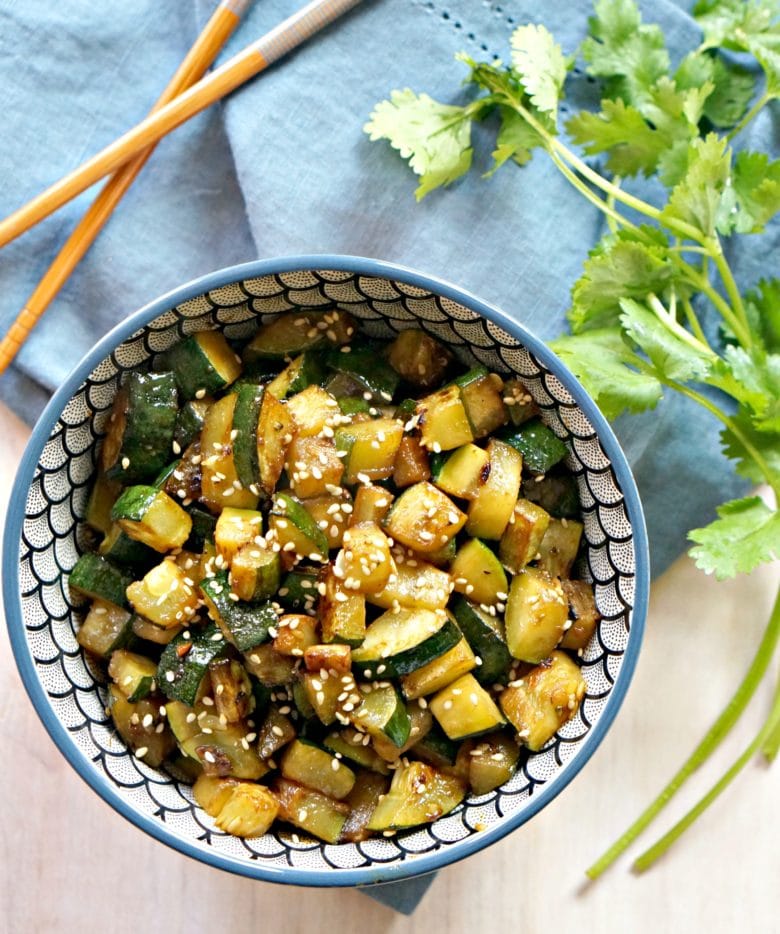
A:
[69, 553, 134, 609]
[231, 382, 265, 488]
[452, 596, 513, 685]
[157, 622, 227, 706]
[200, 570, 278, 652]
[352, 612, 462, 678]
[500, 418, 569, 474]
[103, 372, 179, 483]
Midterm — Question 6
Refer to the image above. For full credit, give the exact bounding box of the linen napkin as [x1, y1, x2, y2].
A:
[0, 0, 775, 914]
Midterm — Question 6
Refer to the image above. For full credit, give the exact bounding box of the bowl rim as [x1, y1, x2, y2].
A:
[3, 253, 649, 888]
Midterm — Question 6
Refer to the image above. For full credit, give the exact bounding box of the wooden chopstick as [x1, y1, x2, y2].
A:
[0, 0, 364, 254]
[0, 0, 253, 375]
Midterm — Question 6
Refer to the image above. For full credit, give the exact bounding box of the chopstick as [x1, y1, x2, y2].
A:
[0, 0, 253, 376]
[0, 0, 363, 256]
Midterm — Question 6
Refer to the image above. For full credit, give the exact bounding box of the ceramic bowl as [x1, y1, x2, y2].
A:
[3, 255, 648, 888]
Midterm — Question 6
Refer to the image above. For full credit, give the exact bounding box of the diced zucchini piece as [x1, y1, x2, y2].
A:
[367, 760, 466, 831]
[452, 597, 512, 685]
[303, 642, 352, 676]
[174, 398, 211, 450]
[466, 731, 520, 795]
[269, 492, 329, 560]
[214, 507, 264, 565]
[371, 704, 434, 762]
[257, 706, 297, 759]
[166, 701, 267, 779]
[112, 485, 192, 553]
[193, 774, 241, 817]
[334, 522, 394, 593]
[368, 557, 452, 611]
[324, 343, 400, 402]
[267, 351, 326, 399]
[323, 729, 390, 775]
[339, 770, 390, 843]
[98, 522, 158, 570]
[430, 673, 505, 740]
[401, 636, 476, 699]
[230, 543, 281, 602]
[302, 668, 355, 725]
[319, 565, 366, 646]
[244, 643, 299, 687]
[505, 567, 568, 664]
[384, 480, 465, 553]
[387, 329, 451, 389]
[244, 310, 354, 359]
[416, 383, 473, 452]
[108, 649, 157, 701]
[76, 598, 135, 658]
[213, 782, 279, 837]
[450, 538, 508, 606]
[273, 778, 349, 844]
[184, 505, 217, 551]
[285, 435, 345, 499]
[162, 331, 241, 400]
[560, 579, 600, 651]
[466, 439, 522, 540]
[200, 394, 259, 512]
[281, 739, 356, 799]
[230, 382, 264, 489]
[200, 570, 277, 652]
[70, 552, 136, 610]
[523, 471, 581, 518]
[273, 614, 319, 657]
[499, 499, 551, 573]
[500, 650, 587, 751]
[286, 385, 340, 437]
[127, 558, 199, 628]
[108, 684, 174, 767]
[157, 623, 226, 705]
[432, 442, 491, 500]
[334, 417, 404, 485]
[412, 724, 459, 769]
[255, 389, 296, 495]
[351, 608, 460, 678]
[392, 434, 431, 488]
[536, 518, 584, 578]
[351, 684, 411, 747]
[500, 418, 568, 474]
[132, 615, 183, 646]
[457, 369, 508, 439]
[85, 473, 121, 535]
[209, 658, 252, 723]
[502, 378, 540, 425]
[350, 484, 394, 525]
[101, 371, 179, 483]
[302, 493, 351, 549]
[277, 568, 319, 612]
[423, 536, 458, 568]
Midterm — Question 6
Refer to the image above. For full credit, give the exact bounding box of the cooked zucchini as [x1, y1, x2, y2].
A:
[273, 777, 349, 844]
[256, 389, 296, 495]
[351, 683, 411, 747]
[69, 553, 135, 609]
[285, 435, 345, 499]
[200, 570, 277, 652]
[324, 343, 400, 402]
[85, 472, 121, 535]
[536, 517, 584, 578]
[273, 614, 318, 657]
[285, 385, 340, 437]
[351, 607, 460, 678]
[416, 383, 473, 452]
[339, 770, 390, 843]
[452, 597, 512, 685]
[366, 760, 466, 831]
[400, 636, 476, 699]
[244, 310, 354, 359]
[174, 398, 211, 450]
[167, 701, 267, 779]
[108, 648, 157, 701]
[432, 442, 490, 500]
[161, 330, 241, 400]
[200, 394, 260, 512]
[230, 543, 281, 603]
[466, 439, 522, 540]
[230, 382, 265, 489]
[505, 566, 568, 663]
[108, 684, 174, 767]
[323, 729, 391, 775]
[112, 485, 192, 553]
[267, 351, 326, 399]
[368, 557, 452, 611]
[77, 598, 135, 658]
[320, 565, 366, 646]
[209, 658, 252, 723]
[499, 499, 551, 573]
[430, 673, 505, 740]
[392, 434, 431, 488]
[335, 521, 394, 593]
[257, 706, 297, 758]
[350, 484, 394, 525]
[387, 329, 451, 388]
[384, 480, 466, 554]
[213, 782, 279, 837]
[214, 507, 264, 565]
[244, 643, 299, 687]
[280, 739, 356, 799]
[500, 418, 568, 474]
[456, 368, 508, 439]
[269, 492, 329, 560]
[334, 417, 404, 485]
[157, 622, 226, 706]
[450, 538, 508, 606]
[560, 579, 600, 651]
[126, 558, 199, 628]
[466, 731, 520, 795]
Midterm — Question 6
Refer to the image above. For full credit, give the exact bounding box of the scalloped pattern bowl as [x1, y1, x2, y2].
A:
[4, 256, 648, 888]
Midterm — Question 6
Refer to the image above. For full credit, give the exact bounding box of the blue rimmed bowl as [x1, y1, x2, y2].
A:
[3, 255, 648, 888]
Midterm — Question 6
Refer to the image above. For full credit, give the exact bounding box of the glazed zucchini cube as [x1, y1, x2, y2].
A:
[166, 702, 267, 779]
[350, 683, 411, 747]
[452, 597, 512, 685]
[334, 416, 404, 484]
[76, 597, 135, 658]
[108, 684, 174, 767]
[273, 778, 350, 844]
[162, 330, 241, 400]
[286, 435, 345, 499]
[416, 383, 474, 452]
[384, 480, 466, 553]
[108, 648, 158, 701]
[466, 439, 522, 540]
[209, 658, 252, 723]
[392, 434, 431, 488]
[192, 774, 241, 817]
[126, 558, 199, 628]
[269, 492, 329, 561]
[335, 521, 395, 593]
[320, 564, 366, 646]
[257, 706, 297, 759]
[368, 557, 452, 611]
[370, 704, 434, 762]
[285, 385, 340, 437]
[323, 729, 390, 775]
[429, 672, 505, 740]
[273, 613, 319, 657]
[303, 668, 356, 725]
[450, 538, 508, 606]
[387, 329, 451, 388]
[559, 579, 601, 651]
[256, 390, 296, 495]
[244, 643, 299, 687]
[351, 607, 460, 679]
[244, 310, 354, 359]
[400, 637, 477, 699]
[280, 739, 356, 799]
[200, 394, 260, 512]
[339, 771, 391, 843]
[500, 650, 587, 751]
[213, 783, 279, 837]
[303, 642, 352, 676]
[466, 731, 521, 795]
[301, 493, 352, 549]
[432, 442, 490, 500]
[111, 485, 193, 553]
[230, 543, 281, 602]
[457, 369, 508, 439]
[502, 378, 540, 425]
[536, 518, 584, 579]
[367, 760, 466, 831]
[214, 507, 264, 565]
[504, 566, 568, 663]
[499, 499, 551, 573]
[350, 484, 394, 525]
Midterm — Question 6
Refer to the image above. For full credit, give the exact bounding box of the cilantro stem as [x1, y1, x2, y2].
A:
[647, 293, 714, 358]
[676, 264, 753, 349]
[681, 297, 709, 347]
[548, 149, 638, 234]
[633, 660, 780, 872]
[709, 246, 752, 348]
[726, 91, 772, 142]
[761, 710, 780, 761]
[587, 582, 780, 879]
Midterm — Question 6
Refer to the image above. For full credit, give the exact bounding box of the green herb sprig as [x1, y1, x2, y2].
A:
[365, 0, 780, 876]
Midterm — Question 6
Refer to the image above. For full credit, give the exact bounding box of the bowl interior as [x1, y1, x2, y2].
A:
[7, 259, 647, 886]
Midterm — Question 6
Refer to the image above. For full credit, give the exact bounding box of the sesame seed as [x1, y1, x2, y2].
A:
[135, 747, 148, 759]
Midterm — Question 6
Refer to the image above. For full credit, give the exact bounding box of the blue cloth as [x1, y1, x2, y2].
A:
[0, 0, 775, 913]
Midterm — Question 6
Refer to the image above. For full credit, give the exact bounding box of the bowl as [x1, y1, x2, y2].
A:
[3, 255, 648, 887]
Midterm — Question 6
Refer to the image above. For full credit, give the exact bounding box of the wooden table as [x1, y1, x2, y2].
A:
[1, 396, 777, 933]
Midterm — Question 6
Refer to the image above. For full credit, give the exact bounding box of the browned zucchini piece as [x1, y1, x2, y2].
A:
[273, 777, 349, 844]
[392, 434, 431, 488]
[256, 390, 296, 495]
[200, 394, 259, 512]
[320, 564, 366, 646]
[559, 579, 600, 651]
[257, 706, 297, 760]
[368, 557, 452, 611]
[334, 521, 395, 593]
[339, 770, 390, 843]
[416, 383, 473, 452]
[286, 435, 345, 499]
[280, 739, 356, 799]
[535, 517, 584, 578]
[214, 507, 264, 565]
[126, 558, 199, 628]
[366, 760, 466, 831]
[273, 614, 319, 657]
[209, 658, 252, 723]
[214, 783, 279, 837]
[387, 329, 451, 388]
[400, 637, 476, 699]
[108, 684, 174, 767]
[350, 484, 394, 525]
[244, 643, 299, 687]
[505, 566, 568, 663]
[335, 417, 404, 485]
[429, 673, 505, 740]
[285, 385, 340, 437]
[499, 499, 551, 572]
[466, 732, 520, 795]
[466, 439, 522, 540]
[384, 480, 466, 553]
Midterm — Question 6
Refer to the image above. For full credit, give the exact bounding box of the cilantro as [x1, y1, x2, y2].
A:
[745, 279, 780, 351]
[721, 413, 780, 484]
[718, 150, 780, 234]
[689, 495, 780, 579]
[488, 106, 546, 173]
[509, 24, 569, 118]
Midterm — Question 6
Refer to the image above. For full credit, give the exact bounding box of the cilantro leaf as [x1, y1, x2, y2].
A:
[549, 328, 663, 419]
[569, 231, 680, 331]
[661, 134, 731, 237]
[619, 298, 714, 382]
[720, 412, 780, 485]
[745, 278, 780, 352]
[718, 150, 780, 234]
[581, 0, 670, 106]
[509, 24, 569, 118]
[364, 89, 475, 200]
[688, 495, 780, 579]
[721, 345, 780, 431]
[488, 105, 546, 174]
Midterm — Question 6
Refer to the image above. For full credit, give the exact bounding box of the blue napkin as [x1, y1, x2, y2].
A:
[0, 0, 774, 914]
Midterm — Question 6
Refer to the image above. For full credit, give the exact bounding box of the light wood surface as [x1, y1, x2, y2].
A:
[0, 395, 777, 933]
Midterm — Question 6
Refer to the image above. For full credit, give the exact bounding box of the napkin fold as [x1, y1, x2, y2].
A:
[0, 0, 774, 914]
